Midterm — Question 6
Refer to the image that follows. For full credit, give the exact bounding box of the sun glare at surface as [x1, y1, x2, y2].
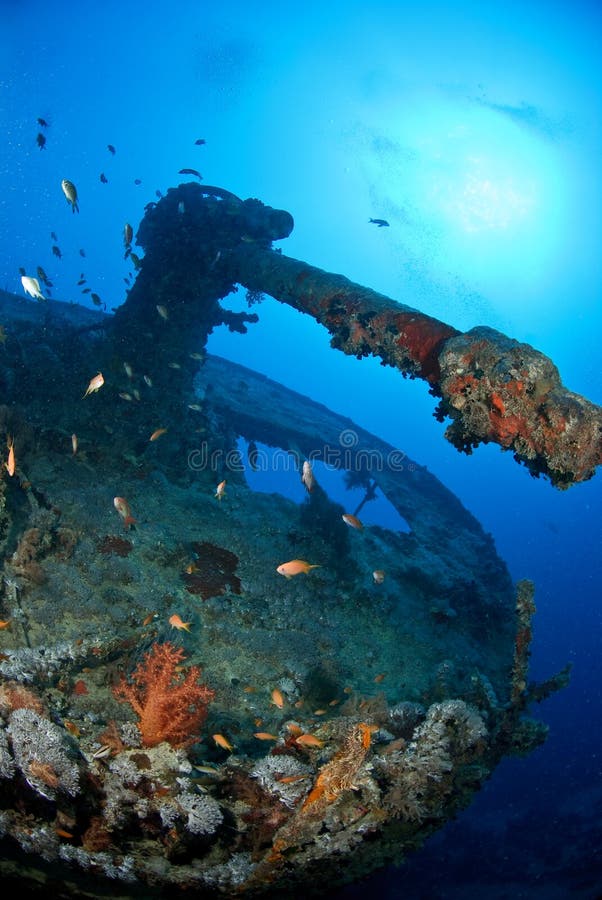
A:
[357, 93, 569, 308]
[438, 154, 536, 233]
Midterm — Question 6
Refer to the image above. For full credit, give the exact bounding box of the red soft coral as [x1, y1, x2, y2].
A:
[112, 641, 214, 748]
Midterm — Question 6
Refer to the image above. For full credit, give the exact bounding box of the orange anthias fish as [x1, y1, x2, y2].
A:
[295, 733, 324, 748]
[82, 372, 104, 398]
[215, 479, 226, 500]
[212, 733, 233, 752]
[276, 559, 320, 579]
[270, 688, 285, 709]
[149, 427, 167, 442]
[113, 496, 136, 530]
[342, 513, 363, 530]
[0, 619, 11, 630]
[372, 569, 386, 584]
[169, 614, 191, 631]
[254, 732, 278, 741]
[5, 437, 15, 477]
[301, 459, 316, 493]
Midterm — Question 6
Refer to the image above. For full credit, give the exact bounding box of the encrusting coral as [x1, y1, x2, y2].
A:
[301, 721, 377, 812]
[112, 641, 214, 748]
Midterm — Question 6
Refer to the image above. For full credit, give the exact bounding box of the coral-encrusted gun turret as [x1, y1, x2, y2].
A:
[114, 181, 601, 489]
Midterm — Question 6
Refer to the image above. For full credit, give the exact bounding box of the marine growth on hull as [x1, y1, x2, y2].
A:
[0, 185, 568, 898]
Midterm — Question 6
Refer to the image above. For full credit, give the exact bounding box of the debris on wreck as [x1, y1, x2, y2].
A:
[182, 540, 242, 600]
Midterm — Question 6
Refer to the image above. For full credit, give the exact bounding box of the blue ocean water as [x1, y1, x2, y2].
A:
[1, 1, 601, 896]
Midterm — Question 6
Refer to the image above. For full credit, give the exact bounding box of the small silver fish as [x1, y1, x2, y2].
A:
[301, 460, 316, 493]
[61, 179, 79, 213]
[21, 275, 45, 301]
[91, 744, 112, 759]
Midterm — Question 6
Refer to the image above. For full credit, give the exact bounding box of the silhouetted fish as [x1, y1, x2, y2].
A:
[178, 167, 202, 179]
[100, 173, 108, 184]
[36, 132, 46, 150]
[369, 218, 389, 227]
[194, 138, 206, 145]
[107, 144, 116, 155]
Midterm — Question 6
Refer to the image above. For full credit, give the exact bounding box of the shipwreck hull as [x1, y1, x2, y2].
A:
[0, 289, 552, 896]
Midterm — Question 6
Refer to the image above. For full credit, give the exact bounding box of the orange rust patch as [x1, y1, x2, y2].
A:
[395, 315, 457, 381]
[491, 393, 506, 415]
[489, 411, 528, 446]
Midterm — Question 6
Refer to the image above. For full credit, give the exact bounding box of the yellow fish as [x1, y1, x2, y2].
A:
[276, 559, 320, 578]
[61, 179, 79, 212]
[83, 372, 104, 398]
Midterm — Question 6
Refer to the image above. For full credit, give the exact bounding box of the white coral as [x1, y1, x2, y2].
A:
[177, 791, 223, 835]
[251, 753, 311, 807]
[7, 708, 80, 799]
[0, 727, 15, 779]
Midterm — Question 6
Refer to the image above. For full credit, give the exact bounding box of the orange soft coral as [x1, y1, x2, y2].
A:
[112, 641, 214, 748]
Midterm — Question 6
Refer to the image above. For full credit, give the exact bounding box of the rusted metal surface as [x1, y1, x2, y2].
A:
[229, 242, 602, 488]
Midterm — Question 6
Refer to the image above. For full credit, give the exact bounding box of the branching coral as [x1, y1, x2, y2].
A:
[112, 641, 214, 748]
